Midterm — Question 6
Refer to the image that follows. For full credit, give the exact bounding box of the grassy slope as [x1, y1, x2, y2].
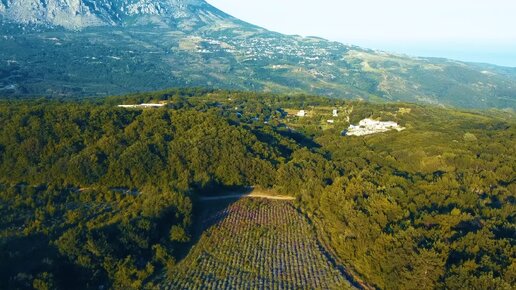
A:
[167, 198, 355, 289]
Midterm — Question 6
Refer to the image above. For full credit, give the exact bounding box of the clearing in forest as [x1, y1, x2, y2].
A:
[166, 198, 355, 289]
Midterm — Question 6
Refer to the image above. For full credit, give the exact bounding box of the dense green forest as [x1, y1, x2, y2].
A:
[0, 89, 514, 289]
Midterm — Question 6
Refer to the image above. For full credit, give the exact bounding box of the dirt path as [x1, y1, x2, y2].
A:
[199, 190, 295, 201]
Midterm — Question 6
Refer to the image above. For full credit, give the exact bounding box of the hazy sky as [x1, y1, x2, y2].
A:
[207, 0, 516, 67]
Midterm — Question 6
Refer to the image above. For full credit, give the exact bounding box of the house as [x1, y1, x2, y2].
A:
[332, 109, 338, 117]
[344, 118, 405, 136]
[296, 110, 306, 117]
[139, 103, 166, 108]
[327, 120, 334, 124]
[118, 103, 166, 109]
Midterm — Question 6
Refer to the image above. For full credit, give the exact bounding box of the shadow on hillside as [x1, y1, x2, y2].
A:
[193, 184, 253, 198]
[0, 233, 94, 289]
[175, 186, 253, 262]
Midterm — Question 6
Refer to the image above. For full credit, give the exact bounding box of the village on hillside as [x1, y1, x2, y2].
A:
[116, 97, 407, 137]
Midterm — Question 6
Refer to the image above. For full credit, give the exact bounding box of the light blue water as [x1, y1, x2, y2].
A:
[347, 41, 516, 68]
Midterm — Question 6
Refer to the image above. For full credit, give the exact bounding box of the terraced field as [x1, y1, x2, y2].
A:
[166, 198, 355, 289]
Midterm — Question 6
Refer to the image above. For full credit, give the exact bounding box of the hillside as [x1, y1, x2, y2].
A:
[1, 1, 515, 108]
[168, 198, 355, 289]
[0, 89, 514, 289]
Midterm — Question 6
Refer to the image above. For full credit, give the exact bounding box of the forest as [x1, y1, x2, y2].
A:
[0, 88, 514, 289]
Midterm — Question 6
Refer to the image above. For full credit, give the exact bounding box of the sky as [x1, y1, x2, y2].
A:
[207, 0, 516, 67]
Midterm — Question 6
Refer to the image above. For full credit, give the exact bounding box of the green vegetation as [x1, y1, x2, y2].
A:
[0, 89, 514, 289]
[0, 89, 290, 289]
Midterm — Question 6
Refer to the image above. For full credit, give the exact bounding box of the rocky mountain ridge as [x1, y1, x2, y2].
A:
[0, 0, 224, 29]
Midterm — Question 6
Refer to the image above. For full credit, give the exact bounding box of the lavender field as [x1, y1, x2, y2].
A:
[167, 199, 354, 289]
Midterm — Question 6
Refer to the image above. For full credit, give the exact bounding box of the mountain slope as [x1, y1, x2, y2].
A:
[0, 0, 515, 109]
[0, 89, 514, 289]
[168, 198, 356, 289]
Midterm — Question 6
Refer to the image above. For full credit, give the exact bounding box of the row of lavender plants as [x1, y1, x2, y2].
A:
[167, 199, 352, 289]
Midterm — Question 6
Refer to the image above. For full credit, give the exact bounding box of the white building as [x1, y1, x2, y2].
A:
[327, 120, 335, 124]
[344, 118, 405, 136]
[296, 110, 306, 117]
[118, 103, 166, 109]
[332, 109, 338, 117]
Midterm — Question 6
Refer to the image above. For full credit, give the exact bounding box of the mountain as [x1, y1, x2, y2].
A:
[1, 0, 515, 109]
[0, 0, 236, 30]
